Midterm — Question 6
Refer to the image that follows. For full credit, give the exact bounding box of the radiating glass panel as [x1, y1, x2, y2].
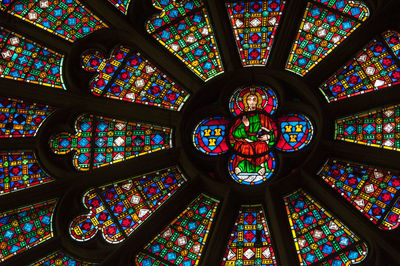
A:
[31, 250, 96, 266]
[107, 0, 131, 14]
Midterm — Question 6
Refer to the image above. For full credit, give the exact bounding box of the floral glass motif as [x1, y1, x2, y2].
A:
[319, 159, 400, 230]
[146, 0, 224, 81]
[284, 189, 368, 265]
[49, 114, 172, 171]
[0, 0, 108, 42]
[226, 0, 286, 66]
[335, 104, 400, 152]
[107, 0, 131, 14]
[135, 194, 219, 266]
[81, 46, 189, 111]
[0, 199, 56, 262]
[193, 86, 314, 185]
[193, 117, 230, 156]
[222, 205, 277, 265]
[319, 30, 400, 102]
[276, 114, 314, 152]
[70, 168, 186, 244]
[229, 86, 278, 116]
[286, 0, 370, 76]
[0, 151, 52, 195]
[0, 96, 54, 138]
[31, 251, 96, 266]
[0, 27, 65, 89]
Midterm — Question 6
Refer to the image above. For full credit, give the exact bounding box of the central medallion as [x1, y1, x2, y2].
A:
[229, 113, 278, 156]
[192, 85, 314, 186]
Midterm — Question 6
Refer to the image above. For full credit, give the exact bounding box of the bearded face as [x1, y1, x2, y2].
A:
[246, 94, 258, 111]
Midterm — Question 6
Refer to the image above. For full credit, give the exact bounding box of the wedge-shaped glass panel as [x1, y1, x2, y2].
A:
[107, 0, 131, 14]
[30, 250, 96, 265]
[284, 189, 368, 265]
[135, 194, 219, 266]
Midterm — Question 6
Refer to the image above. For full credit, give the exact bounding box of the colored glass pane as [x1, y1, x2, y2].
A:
[229, 113, 278, 156]
[226, 0, 286, 66]
[384, 30, 400, 57]
[81, 46, 189, 111]
[315, 0, 369, 20]
[1, 0, 108, 42]
[49, 114, 172, 171]
[0, 200, 56, 262]
[229, 153, 275, 185]
[107, 0, 131, 14]
[284, 189, 368, 265]
[335, 104, 400, 151]
[70, 168, 186, 243]
[193, 117, 229, 155]
[0, 151, 52, 195]
[318, 158, 400, 230]
[222, 205, 277, 265]
[286, 1, 368, 76]
[276, 113, 313, 152]
[319, 30, 400, 102]
[0, 96, 54, 138]
[229, 86, 278, 116]
[146, 0, 224, 81]
[31, 251, 96, 266]
[135, 194, 219, 266]
[0, 27, 65, 89]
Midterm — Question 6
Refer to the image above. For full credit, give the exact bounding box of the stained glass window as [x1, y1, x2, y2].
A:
[226, 0, 286, 66]
[107, 0, 131, 14]
[276, 114, 314, 152]
[229, 86, 278, 116]
[0, 151, 52, 195]
[81, 46, 189, 111]
[0, 27, 65, 89]
[0, 0, 108, 42]
[31, 251, 96, 266]
[135, 194, 219, 266]
[49, 114, 172, 171]
[193, 117, 229, 155]
[0, 200, 56, 262]
[229, 153, 275, 185]
[284, 189, 367, 265]
[318, 159, 400, 230]
[286, 0, 370, 76]
[335, 104, 400, 152]
[70, 167, 186, 243]
[146, 0, 224, 81]
[0, 96, 54, 138]
[222, 205, 277, 265]
[320, 30, 400, 102]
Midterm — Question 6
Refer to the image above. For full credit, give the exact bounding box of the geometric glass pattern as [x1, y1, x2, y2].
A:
[0, 27, 65, 89]
[0, 199, 57, 262]
[0, 151, 53, 195]
[135, 194, 219, 266]
[0, 0, 108, 42]
[226, 0, 286, 66]
[146, 0, 224, 81]
[284, 189, 368, 265]
[276, 114, 314, 152]
[81, 46, 189, 111]
[319, 30, 400, 102]
[222, 205, 277, 265]
[193, 117, 230, 156]
[318, 158, 400, 230]
[0, 96, 54, 138]
[31, 250, 96, 265]
[335, 104, 400, 152]
[286, 0, 370, 76]
[49, 114, 172, 171]
[107, 0, 131, 15]
[70, 168, 186, 244]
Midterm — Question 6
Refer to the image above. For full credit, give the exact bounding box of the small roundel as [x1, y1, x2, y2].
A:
[276, 114, 314, 152]
[229, 86, 278, 116]
[193, 117, 230, 155]
[229, 113, 278, 156]
[228, 153, 276, 185]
